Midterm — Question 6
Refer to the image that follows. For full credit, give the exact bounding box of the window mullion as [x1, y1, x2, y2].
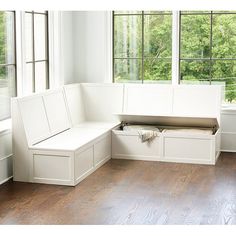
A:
[172, 11, 180, 85]
[141, 11, 144, 83]
[32, 11, 36, 92]
[209, 11, 213, 85]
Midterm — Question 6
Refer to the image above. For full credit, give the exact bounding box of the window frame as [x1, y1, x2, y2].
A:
[179, 11, 236, 103]
[24, 11, 50, 93]
[112, 10, 236, 104]
[112, 11, 172, 83]
[0, 10, 17, 121]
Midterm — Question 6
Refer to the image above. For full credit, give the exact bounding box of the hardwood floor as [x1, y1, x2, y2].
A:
[1, 152, 236, 225]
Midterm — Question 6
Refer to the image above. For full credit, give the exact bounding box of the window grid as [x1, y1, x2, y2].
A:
[179, 11, 236, 85]
[113, 11, 172, 83]
[0, 11, 17, 93]
[25, 11, 49, 92]
[0, 11, 17, 120]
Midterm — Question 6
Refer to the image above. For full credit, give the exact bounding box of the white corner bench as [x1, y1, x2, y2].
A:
[12, 83, 223, 186]
[12, 84, 123, 186]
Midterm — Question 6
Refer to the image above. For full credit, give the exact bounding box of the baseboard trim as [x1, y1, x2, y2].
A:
[221, 149, 236, 153]
[0, 176, 13, 185]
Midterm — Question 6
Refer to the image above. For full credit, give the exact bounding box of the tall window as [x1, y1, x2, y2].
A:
[24, 11, 49, 93]
[113, 11, 172, 83]
[0, 11, 16, 121]
[180, 11, 236, 103]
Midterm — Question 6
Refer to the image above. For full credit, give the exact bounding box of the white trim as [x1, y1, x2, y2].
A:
[0, 176, 13, 185]
[48, 11, 63, 89]
[0, 154, 12, 162]
[0, 119, 12, 134]
[15, 11, 24, 96]
[104, 11, 113, 83]
[172, 11, 180, 85]
[221, 131, 236, 135]
[221, 149, 236, 153]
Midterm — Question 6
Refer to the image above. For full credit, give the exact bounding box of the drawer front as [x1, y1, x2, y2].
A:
[33, 154, 71, 181]
[75, 147, 94, 181]
[112, 133, 160, 158]
[163, 137, 212, 161]
[94, 134, 111, 166]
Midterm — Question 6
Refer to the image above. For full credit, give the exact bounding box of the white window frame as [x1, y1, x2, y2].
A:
[15, 11, 63, 97]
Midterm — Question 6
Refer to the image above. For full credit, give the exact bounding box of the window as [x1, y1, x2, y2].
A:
[0, 11, 16, 121]
[24, 11, 49, 93]
[180, 11, 236, 103]
[113, 11, 172, 83]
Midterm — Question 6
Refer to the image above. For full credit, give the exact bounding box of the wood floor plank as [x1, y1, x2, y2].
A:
[0, 152, 236, 225]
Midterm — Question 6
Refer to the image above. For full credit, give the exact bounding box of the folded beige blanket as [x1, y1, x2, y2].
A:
[138, 130, 159, 142]
[123, 125, 160, 142]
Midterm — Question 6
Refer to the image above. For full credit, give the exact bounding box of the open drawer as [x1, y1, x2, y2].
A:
[112, 114, 221, 165]
[112, 126, 162, 161]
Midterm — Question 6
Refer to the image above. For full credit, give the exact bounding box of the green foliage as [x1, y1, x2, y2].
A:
[114, 11, 236, 103]
[0, 12, 7, 80]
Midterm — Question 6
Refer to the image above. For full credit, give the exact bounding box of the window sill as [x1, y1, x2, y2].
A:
[0, 119, 12, 134]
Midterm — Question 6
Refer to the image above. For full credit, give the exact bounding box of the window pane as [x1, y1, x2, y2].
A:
[25, 13, 33, 62]
[144, 14, 172, 58]
[144, 58, 171, 83]
[212, 14, 236, 58]
[180, 14, 211, 59]
[0, 11, 15, 64]
[0, 65, 16, 120]
[114, 15, 142, 58]
[35, 61, 47, 92]
[212, 60, 236, 103]
[114, 59, 142, 83]
[34, 14, 47, 60]
[180, 60, 211, 84]
[25, 63, 33, 94]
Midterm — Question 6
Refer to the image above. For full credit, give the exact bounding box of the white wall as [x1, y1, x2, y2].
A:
[61, 11, 76, 85]
[73, 11, 112, 83]
[221, 109, 236, 152]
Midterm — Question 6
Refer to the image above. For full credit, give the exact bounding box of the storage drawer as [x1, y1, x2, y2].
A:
[163, 137, 212, 162]
[75, 146, 94, 181]
[33, 154, 71, 182]
[94, 133, 111, 167]
[112, 131, 160, 160]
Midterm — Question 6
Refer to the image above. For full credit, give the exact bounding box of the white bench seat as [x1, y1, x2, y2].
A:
[30, 123, 119, 152]
[74, 121, 120, 130]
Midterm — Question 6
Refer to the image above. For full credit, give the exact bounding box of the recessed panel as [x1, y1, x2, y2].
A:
[124, 84, 173, 115]
[75, 147, 94, 181]
[163, 137, 211, 160]
[82, 84, 124, 122]
[19, 96, 50, 145]
[94, 134, 111, 166]
[173, 85, 222, 119]
[64, 84, 85, 125]
[43, 90, 71, 134]
[33, 154, 71, 181]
